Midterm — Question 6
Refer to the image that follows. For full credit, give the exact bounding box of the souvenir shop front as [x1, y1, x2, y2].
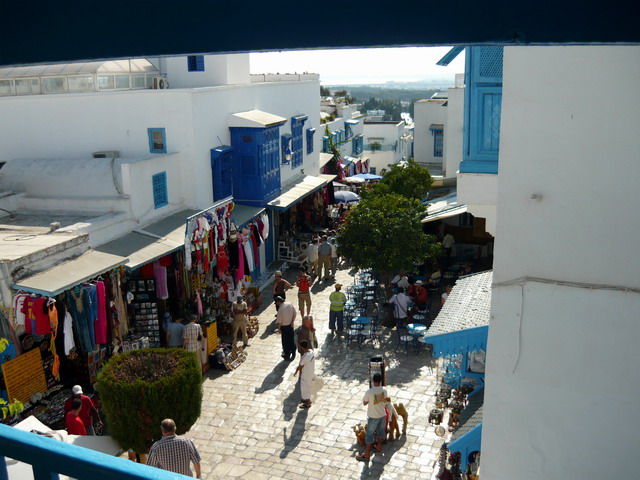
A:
[266, 175, 336, 264]
[0, 202, 270, 429]
[183, 198, 268, 365]
[2, 250, 129, 429]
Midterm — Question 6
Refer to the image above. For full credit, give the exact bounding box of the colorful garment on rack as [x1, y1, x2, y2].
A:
[153, 261, 169, 300]
[66, 287, 94, 353]
[95, 281, 108, 344]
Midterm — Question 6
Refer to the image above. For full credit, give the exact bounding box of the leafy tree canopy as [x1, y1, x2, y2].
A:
[379, 159, 433, 200]
[337, 193, 440, 277]
[320, 85, 331, 96]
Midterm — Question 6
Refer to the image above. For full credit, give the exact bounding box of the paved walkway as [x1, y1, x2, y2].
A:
[188, 265, 444, 480]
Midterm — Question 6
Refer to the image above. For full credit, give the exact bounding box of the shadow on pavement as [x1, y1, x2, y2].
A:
[356, 436, 407, 480]
[254, 360, 289, 394]
[279, 407, 309, 458]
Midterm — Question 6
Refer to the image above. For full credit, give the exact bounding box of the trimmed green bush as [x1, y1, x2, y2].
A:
[96, 348, 202, 453]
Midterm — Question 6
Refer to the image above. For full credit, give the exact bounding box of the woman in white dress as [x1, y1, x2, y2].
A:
[294, 340, 315, 408]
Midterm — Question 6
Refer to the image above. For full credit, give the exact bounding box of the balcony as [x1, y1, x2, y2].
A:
[0, 423, 189, 480]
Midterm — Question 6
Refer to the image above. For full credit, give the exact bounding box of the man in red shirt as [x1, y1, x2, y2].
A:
[64, 385, 99, 435]
[414, 280, 429, 311]
[66, 398, 86, 435]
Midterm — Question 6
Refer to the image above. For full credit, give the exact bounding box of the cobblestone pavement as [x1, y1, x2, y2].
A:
[187, 265, 444, 480]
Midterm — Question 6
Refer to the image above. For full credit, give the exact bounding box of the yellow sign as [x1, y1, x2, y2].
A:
[2, 348, 47, 404]
[207, 322, 218, 355]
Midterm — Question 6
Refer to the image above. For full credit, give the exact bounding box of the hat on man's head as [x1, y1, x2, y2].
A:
[236, 296, 243, 301]
[415, 280, 423, 285]
[275, 270, 282, 276]
[163, 312, 172, 320]
[274, 296, 285, 302]
[335, 283, 343, 289]
[72, 385, 83, 395]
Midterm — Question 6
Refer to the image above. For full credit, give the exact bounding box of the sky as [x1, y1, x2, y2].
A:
[250, 47, 465, 85]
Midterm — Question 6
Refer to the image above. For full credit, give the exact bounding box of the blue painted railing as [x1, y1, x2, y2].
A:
[0, 424, 191, 480]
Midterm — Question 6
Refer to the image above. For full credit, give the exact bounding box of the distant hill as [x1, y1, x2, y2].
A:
[325, 84, 449, 120]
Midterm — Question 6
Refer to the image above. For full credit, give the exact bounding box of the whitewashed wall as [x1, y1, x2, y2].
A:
[413, 99, 447, 167]
[444, 86, 464, 178]
[483, 45, 640, 480]
[162, 54, 251, 88]
[0, 79, 320, 211]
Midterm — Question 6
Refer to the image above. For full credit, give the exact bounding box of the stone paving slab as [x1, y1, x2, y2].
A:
[186, 265, 444, 480]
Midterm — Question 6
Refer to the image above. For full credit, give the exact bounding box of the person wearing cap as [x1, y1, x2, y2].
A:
[272, 271, 292, 311]
[64, 385, 100, 435]
[275, 296, 297, 361]
[166, 316, 184, 348]
[328, 283, 347, 334]
[413, 280, 429, 311]
[231, 295, 249, 348]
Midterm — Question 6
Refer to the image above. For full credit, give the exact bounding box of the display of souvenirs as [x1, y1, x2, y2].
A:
[128, 279, 161, 347]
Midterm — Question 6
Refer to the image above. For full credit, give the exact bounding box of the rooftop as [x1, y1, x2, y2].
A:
[427, 270, 492, 336]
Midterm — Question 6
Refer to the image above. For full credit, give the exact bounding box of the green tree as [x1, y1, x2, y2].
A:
[97, 348, 202, 453]
[337, 193, 441, 293]
[379, 158, 433, 200]
[320, 85, 331, 96]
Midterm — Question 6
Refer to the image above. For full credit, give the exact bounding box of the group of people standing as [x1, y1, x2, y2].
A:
[305, 233, 339, 280]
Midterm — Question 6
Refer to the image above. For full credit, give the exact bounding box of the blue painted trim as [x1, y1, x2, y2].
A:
[147, 128, 167, 154]
[425, 325, 489, 358]
[448, 422, 482, 470]
[0, 423, 189, 480]
[459, 160, 498, 174]
[436, 46, 465, 66]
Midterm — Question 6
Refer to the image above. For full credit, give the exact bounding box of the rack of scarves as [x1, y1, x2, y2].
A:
[185, 201, 270, 295]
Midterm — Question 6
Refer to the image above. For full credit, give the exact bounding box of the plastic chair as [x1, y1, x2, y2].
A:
[394, 321, 413, 354]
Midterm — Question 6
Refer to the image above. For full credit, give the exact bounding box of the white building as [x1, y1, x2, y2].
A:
[362, 120, 405, 174]
[319, 105, 366, 174]
[0, 53, 322, 303]
[477, 46, 640, 480]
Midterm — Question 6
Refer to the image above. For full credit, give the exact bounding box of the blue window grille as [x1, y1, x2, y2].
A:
[322, 136, 329, 153]
[352, 135, 363, 155]
[152, 172, 168, 208]
[345, 124, 353, 140]
[432, 128, 444, 157]
[290, 115, 307, 168]
[147, 128, 166, 153]
[306, 128, 315, 154]
[187, 55, 205, 72]
[370, 167, 377, 174]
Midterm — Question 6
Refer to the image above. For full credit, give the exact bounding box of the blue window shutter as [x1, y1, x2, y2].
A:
[152, 172, 168, 208]
[461, 46, 502, 173]
[322, 136, 328, 153]
[187, 55, 205, 72]
[306, 128, 315, 154]
[211, 147, 234, 202]
[290, 116, 307, 168]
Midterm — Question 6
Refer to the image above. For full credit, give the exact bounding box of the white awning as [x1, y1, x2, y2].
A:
[12, 251, 127, 296]
[231, 204, 265, 228]
[95, 209, 198, 269]
[319, 153, 334, 168]
[228, 110, 287, 128]
[421, 204, 468, 223]
[267, 175, 333, 211]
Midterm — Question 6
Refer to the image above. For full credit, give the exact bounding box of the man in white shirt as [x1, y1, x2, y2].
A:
[356, 373, 390, 461]
[306, 238, 319, 276]
[442, 233, 455, 258]
[389, 288, 411, 325]
[276, 296, 297, 361]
